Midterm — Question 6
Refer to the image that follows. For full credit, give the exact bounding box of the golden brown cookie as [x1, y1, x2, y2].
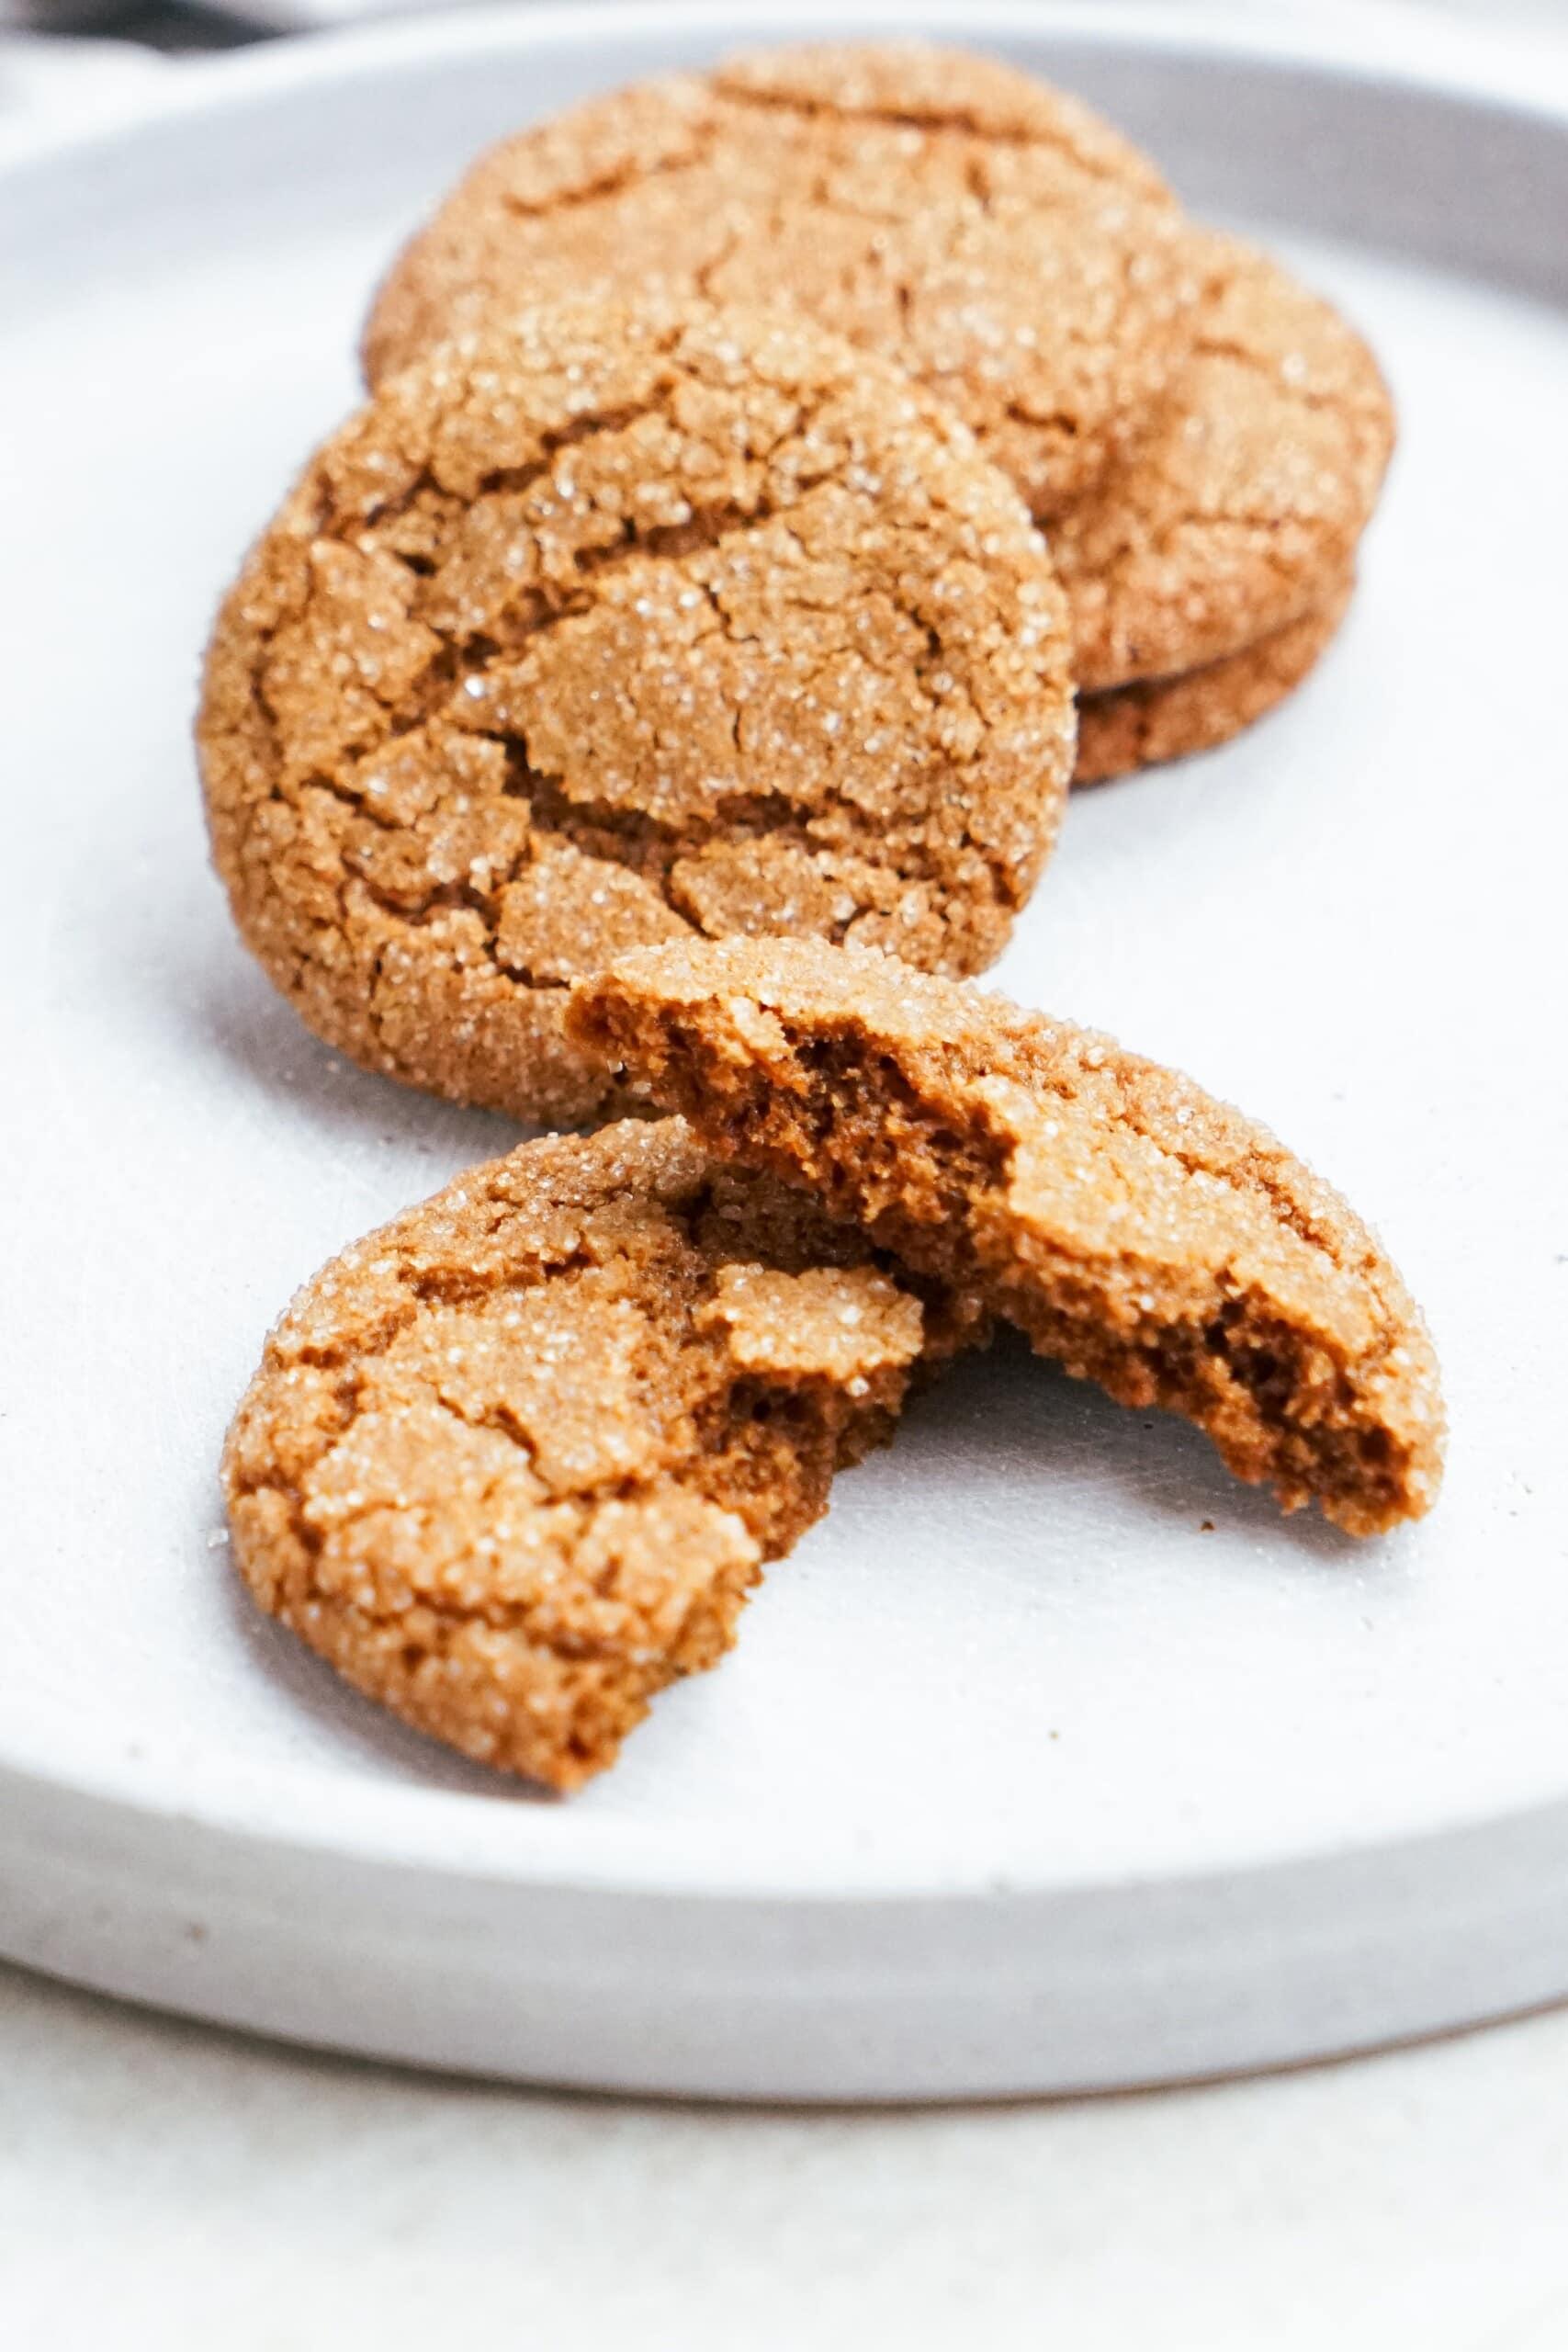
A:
[362, 40, 1200, 519]
[198, 300, 1076, 1128]
[223, 1116, 952, 1789]
[570, 940, 1445, 1536]
[1053, 238, 1393, 692]
[1074, 571, 1353, 786]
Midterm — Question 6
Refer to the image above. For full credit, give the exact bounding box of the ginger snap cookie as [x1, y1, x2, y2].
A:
[570, 939, 1445, 1536]
[223, 1116, 952, 1789]
[362, 40, 1200, 520]
[198, 300, 1076, 1128]
[1053, 237, 1393, 693]
[1074, 571, 1353, 786]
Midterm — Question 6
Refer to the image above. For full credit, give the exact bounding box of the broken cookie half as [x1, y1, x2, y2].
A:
[570, 938, 1445, 1536]
[223, 1117, 950, 1789]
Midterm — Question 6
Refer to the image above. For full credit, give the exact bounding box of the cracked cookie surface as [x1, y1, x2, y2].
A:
[198, 300, 1076, 1127]
[362, 40, 1199, 519]
[571, 939, 1444, 1536]
[223, 1116, 942, 1789]
[1074, 571, 1352, 786]
[1054, 238, 1393, 692]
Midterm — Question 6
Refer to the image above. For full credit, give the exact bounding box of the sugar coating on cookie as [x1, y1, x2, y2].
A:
[198, 300, 1076, 1128]
[1074, 571, 1353, 786]
[223, 1117, 942, 1789]
[571, 940, 1445, 1536]
[1053, 238, 1393, 692]
[362, 40, 1200, 519]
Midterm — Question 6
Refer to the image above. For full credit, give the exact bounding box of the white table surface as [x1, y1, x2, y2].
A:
[6, 1959, 1568, 2346]
[6, 2, 1568, 2337]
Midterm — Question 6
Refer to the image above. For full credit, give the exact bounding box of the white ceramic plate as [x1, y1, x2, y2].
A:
[3, 1, 1567, 2101]
[0, 33, 164, 138]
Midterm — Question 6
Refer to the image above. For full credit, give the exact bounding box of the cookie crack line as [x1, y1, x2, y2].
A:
[493, 114, 725, 225]
[568, 940, 1445, 1538]
[265, 1355, 602, 1588]
[307, 679, 1021, 964]
[1189, 330, 1381, 422]
[705, 65, 1155, 186]
[349, 357, 799, 540]
[356, 396, 692, 526]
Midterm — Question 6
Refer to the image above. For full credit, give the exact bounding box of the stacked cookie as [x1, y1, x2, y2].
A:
[362, 43, 1394, 784]
[1059, 234, 1392, 783]
[202, 43, 1431, 1790]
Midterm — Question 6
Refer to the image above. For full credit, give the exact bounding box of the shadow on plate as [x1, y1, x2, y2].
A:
[106, 865, 523, 1170]
[217, 1558, 559, 1804]
[858, 1331, 1372, 1572]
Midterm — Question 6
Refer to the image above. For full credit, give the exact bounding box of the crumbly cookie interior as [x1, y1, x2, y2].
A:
[571, 941, 1445, 1536]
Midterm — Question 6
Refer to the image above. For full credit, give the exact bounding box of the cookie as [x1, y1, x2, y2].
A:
[198, 300, 1076, 1128]
[570, 940, 1444, 1535]
[223, 1116, 949, 1789]
[362, 40, 1200, 519]
[1074, 571, 1352, 786]
[1053, 237, 1393, 693]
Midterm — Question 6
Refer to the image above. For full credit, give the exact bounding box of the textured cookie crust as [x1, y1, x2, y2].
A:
[571, 940, 1445, 1536]
[223, 1117, 941, 1789]
[1074, 571, 1352, 786]
[1054, 238, 1393, 692]
[362, 40, 1200, 519]
[199, 300, 1076, 1128]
